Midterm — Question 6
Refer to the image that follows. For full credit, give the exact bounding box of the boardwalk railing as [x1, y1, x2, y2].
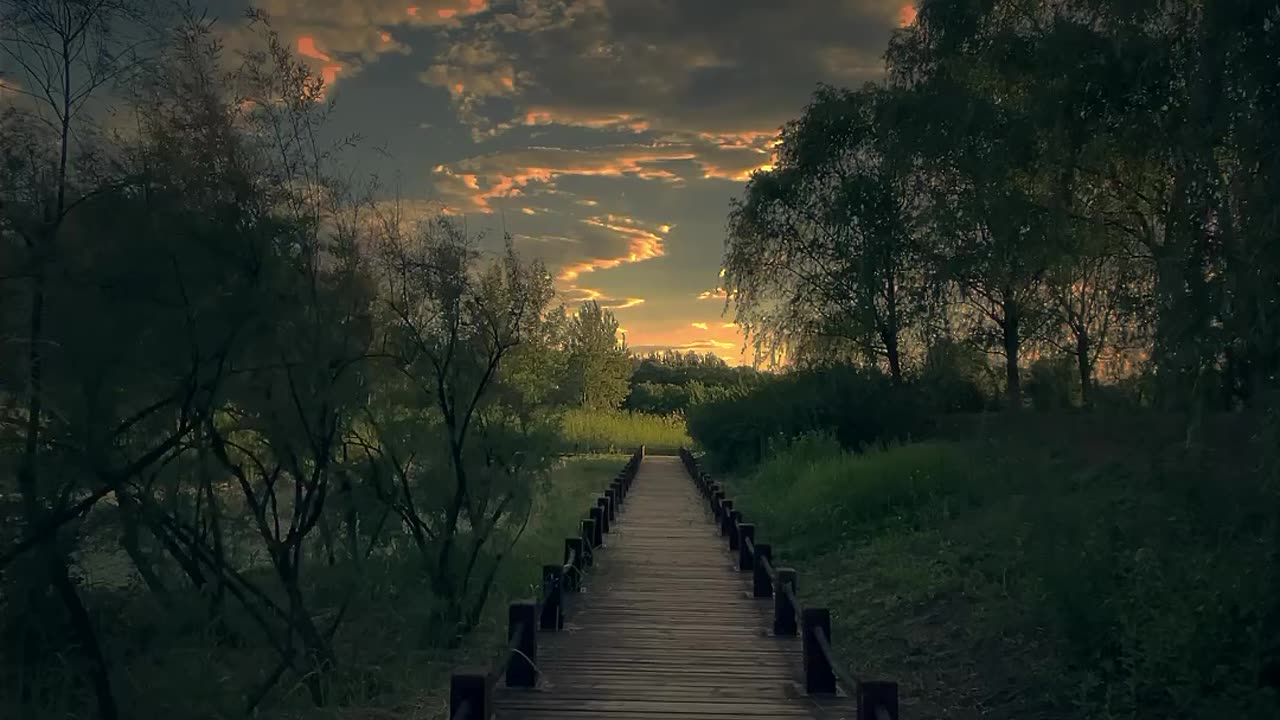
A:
[679, 447, 901, 720]
[449, 446, 645, 720]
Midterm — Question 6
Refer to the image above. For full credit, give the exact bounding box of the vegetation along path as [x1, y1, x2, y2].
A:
[488, 455, 857, 719]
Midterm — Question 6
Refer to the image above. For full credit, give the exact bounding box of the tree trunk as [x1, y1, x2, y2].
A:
[1003, 295, 1022, 409]
[47, 550, 119, 720]
[1076, 331, 1093, 408]
[882, 326, 903, 385]
[116, 496, 170, 601]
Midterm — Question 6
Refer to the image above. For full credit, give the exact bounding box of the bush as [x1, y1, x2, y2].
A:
[917, 339, 996, 412]
[718, 418, 1280, 720]
[559, 409, 691, 454]
[686, 365, 929, 469]
[1026, 356, 1079, 410]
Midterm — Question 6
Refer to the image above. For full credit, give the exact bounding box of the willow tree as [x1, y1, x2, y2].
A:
[723, 84, 924, 383]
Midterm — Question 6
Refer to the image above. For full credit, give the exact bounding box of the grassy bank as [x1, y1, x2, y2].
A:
[560, 409, 690, 455]
[371, 454, 627, 720]
[717, 420, 1279, 720]
[309, 453, 624, 717]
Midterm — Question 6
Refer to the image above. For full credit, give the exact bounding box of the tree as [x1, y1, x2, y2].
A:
[373, 218, 557, 634]
[724, 85, 924, 383]
[562, 300, 630, 410]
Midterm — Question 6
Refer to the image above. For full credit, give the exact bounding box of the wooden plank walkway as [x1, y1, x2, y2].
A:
[493, 455, 856, 719]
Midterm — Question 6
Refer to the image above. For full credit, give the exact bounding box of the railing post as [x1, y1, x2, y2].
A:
[564, 537, 583, 591]
[802, 608, 835, 694]
[719, 500, 735, 536]
[588, 507, 604, 546]
[774, 568, 798, 636]
[540, 565, 564, 630]
[582, 517, 599, 554]
[737, 524, 755, 571]
[506, 600, 537, 687]
[596, 497, 611, 533]
[605, 489, 617, 522]
[857, 681, 899, 720]
[710, 487, 723, 517]
[728, 511, 743, 550]
[450, 670, 490, 719]
[753, 543, 773, 597]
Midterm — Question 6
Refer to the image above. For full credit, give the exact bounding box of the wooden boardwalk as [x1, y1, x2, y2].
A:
[492, 455, 856, 719]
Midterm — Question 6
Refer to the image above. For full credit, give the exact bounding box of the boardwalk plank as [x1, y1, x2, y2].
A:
[492, 455, 855, 720]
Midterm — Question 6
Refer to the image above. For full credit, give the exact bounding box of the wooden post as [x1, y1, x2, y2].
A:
[857, 681, 899, 720]
[802, 608, 835, 694]
[611, 479, 623, 504]
[596, 497, 611, 533]
[582, 517, 598, 554]
[728, 511, 743, 550]
[564, 537, 583, 591]
[449, 670, 490, 720]
[588, 507, 604, 547]
[738, 524, 755, 571]
[605, 489, 617, 522]
[719, 500, 735, 536]
[711, 488, 724, 516]
[721, 502, 742, 535]
[540, 565, 564, 630]
[774, 568, 798, 636]
[506, 601, 537, 687]
[753, 543, 773, 597]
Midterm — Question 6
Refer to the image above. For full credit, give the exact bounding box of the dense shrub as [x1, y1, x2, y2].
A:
[686, 365, 929, 468]
[917, 339, 997, 412]
[722, 419, 1280, 720]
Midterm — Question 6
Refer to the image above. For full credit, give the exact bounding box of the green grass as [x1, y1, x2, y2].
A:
[717, 421, 1280, 720]
[560, 408, 691, 455]
[388, 454, 628, 720]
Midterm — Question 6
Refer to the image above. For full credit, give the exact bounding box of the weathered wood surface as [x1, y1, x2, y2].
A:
[493, 455, 855, 719]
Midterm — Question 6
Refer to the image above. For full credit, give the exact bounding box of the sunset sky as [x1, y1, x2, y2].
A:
[213, 0, 915, 362]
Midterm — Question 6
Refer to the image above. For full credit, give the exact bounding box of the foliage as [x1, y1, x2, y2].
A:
[725, 85, 924, 382]
[558, 408, 690, 455]
[0, 11, 578, 718]
[560, 301, 630, 411]
[724, 0, 1280, 412]
[722, 418, 1280, 719]
[623, 353, 759, 415]
[686, 365, 927, 469]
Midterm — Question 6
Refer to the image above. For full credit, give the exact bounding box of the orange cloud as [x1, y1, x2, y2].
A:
[898, 3, 918, 27]
[560, 286, 645, 310]
[558, 214, 670, 281]
[697, 288, 728, 301]
[691, 322, 709, 330]
[521, 108, 651, 133]
[297, 36, 331, 61]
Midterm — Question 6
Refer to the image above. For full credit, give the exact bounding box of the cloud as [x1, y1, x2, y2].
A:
[431, 141, 772, 213]
[691, 322, 709, 330]
[561, 285, 645, 310]
[224, 0, 492, 92]
[898, 3, 919, 27]
[697, 288, 728, 301]
[420, 0, 907, 138]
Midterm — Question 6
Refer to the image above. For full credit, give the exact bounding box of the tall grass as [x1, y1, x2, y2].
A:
[560, 409, 690, 454]
[719, 430, 1280, 720]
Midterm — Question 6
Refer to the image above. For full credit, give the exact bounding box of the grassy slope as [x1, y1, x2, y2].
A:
[560, 408, 691, 455]
[354, 454, 627, 720]
[718, 416, 1279, 720]
[78, 456, 627, 720]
